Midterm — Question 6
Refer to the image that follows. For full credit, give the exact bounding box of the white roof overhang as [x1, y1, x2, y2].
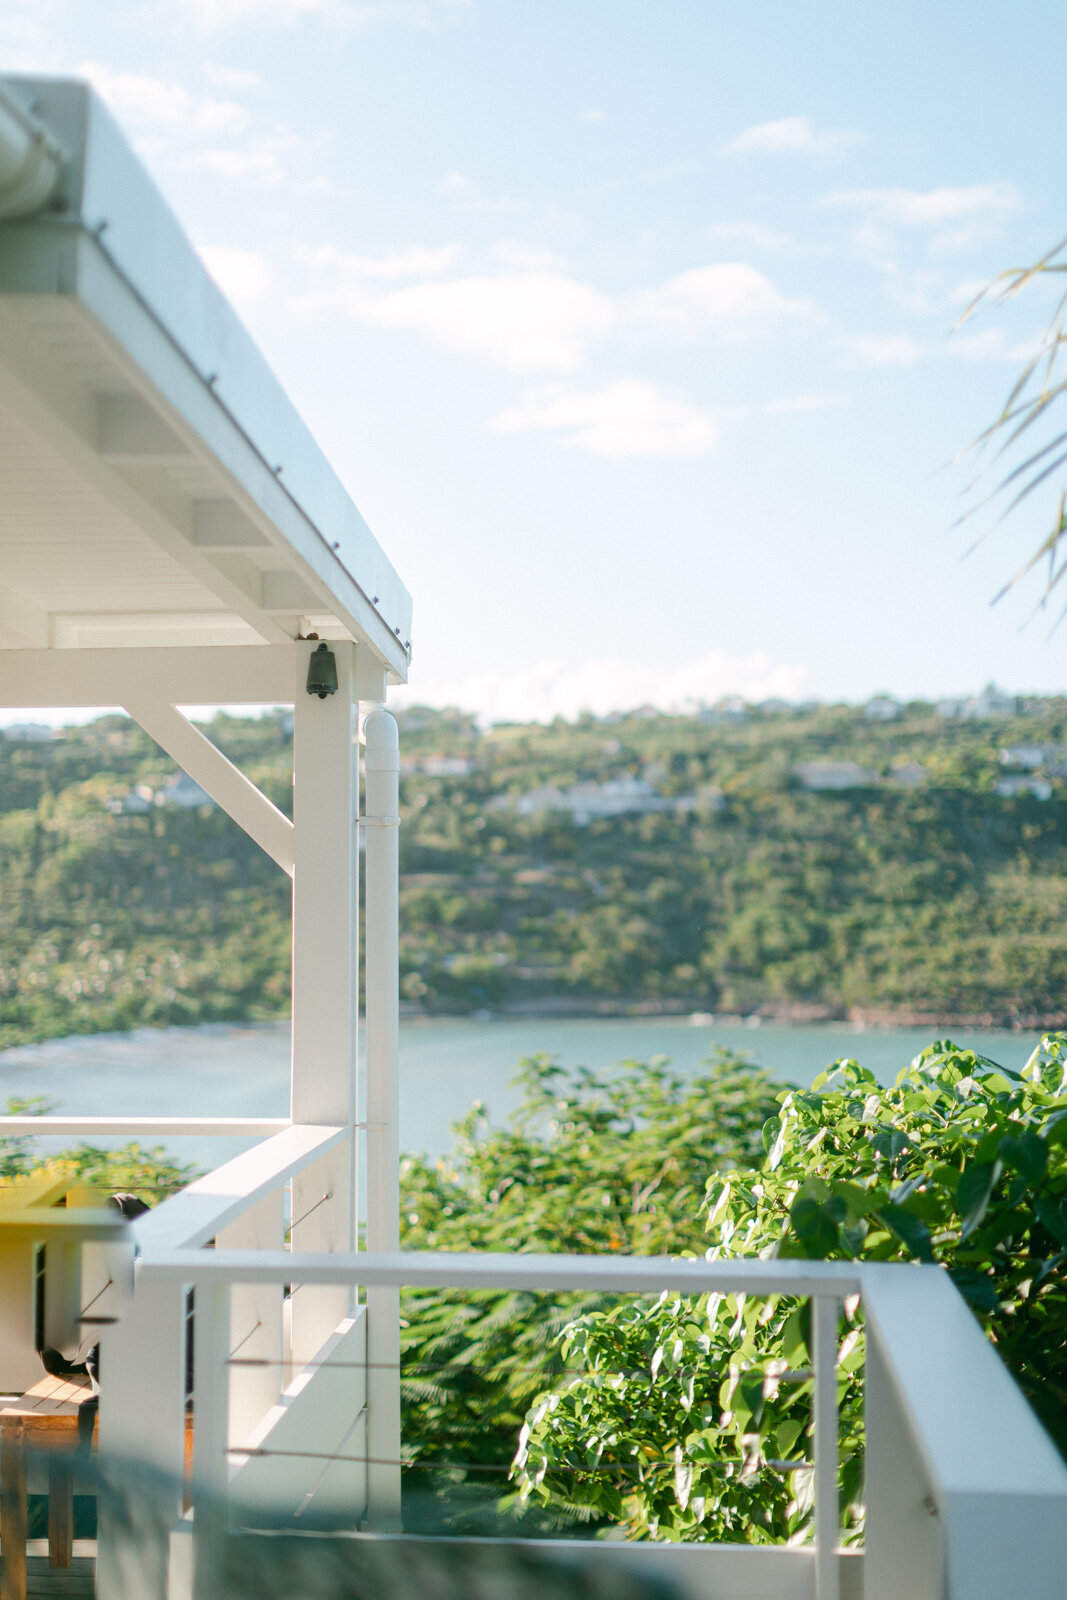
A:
[0, 76, 412, 691]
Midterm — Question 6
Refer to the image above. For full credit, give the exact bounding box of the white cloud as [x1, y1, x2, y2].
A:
[306, 243, 460, 279]
[493, 239, 567, 271]
[74, 60, 313, 187]
[828, 182, 1021, 229]
[494, 380, 721, 458]
[173, 0, 344, 25]
[843, 325, 1034, 369]
[203, 62, 265, 91]
[492, 381, 845, 458]
[848, 334, 927, 367]
[438, 170, 476, 200]
[579, 108, 606, 123]
[437, 169, 525, 216]
[184, 139, 290, 183]
[632, 262, 819, 334]
[949, 276, 993, 308]
[763, 392, 845, 415]
[302, 247, 820, 373]
[353, 270, 614, 372]
[947, 327, 1040, 364]
[392, 650, 808, 724]
[200, 244, 273, 307]
[77, 64, 196, 127]
[76, 62, 249, 134]
[825, 182, 1022, 258]
[706, 221, 793, 252]
[725, 115, 863, 157]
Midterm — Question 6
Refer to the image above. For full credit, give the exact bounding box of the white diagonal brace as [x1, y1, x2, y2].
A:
[124, 698, 294, 875]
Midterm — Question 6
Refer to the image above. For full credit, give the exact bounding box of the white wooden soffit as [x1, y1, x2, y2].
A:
[0, 75, 413, 676]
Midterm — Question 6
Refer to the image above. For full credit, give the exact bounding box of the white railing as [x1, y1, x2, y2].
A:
[3, 1113, 1064, 1600]
[121, 1246, 1067, 1600]
[0, 1113, 376, 1599]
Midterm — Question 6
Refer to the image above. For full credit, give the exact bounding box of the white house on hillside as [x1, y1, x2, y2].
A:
[508, 773, 697, 825]
[794, 760, 878, 791]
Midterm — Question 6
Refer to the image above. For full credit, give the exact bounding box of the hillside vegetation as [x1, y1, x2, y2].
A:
[3, 696, 1067, 1047]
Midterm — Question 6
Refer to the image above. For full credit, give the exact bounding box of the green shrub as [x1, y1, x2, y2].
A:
[514, 1036, 1067, 1541]
[399, 1052, 782, 1513]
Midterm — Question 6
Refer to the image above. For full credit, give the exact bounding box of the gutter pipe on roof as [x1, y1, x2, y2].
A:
[0, 84, 63, 218]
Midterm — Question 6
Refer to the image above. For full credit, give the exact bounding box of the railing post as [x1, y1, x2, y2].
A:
[192, 1282, 231, 1600]
[362, 706, 402, 1530]
[812, 1294, 840, 1600]
[95, 1279, 187, 1600]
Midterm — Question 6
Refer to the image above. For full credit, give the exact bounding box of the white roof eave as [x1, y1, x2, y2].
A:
[0, 75, 412, 680]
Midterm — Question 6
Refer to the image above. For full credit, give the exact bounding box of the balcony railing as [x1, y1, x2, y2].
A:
[3, 1113, 1066, 1600]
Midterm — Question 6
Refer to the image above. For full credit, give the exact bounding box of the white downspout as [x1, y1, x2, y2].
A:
[0, 85, 63, 218]
[362, 706, 402, 1529]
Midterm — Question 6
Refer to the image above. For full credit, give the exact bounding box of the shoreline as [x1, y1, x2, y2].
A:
[1, 1004, 1058, 1061]
[402, 998, 1059, 1033]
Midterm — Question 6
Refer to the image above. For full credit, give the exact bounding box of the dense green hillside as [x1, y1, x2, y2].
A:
[3, 695, 1067, 1047]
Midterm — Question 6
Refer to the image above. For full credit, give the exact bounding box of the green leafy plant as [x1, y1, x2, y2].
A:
[399, 1051, 782, 1520]
[514, 1036, 1067, 1541]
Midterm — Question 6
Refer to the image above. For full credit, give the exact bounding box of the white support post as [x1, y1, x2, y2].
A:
[290, 640, 358, 1357]
[362, 706, 402, 1530]
[812, 1294, 840, 1600]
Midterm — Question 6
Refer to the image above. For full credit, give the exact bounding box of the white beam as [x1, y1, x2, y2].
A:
[261, 573, 324, 614]
[141, 1249, 866, 1297]
[0, 644, 299, 707]
[193, 499, 269, 551]
[0, 580, 49, 648]
[0, 1116, 289, 1136]
[98, 393, 189, 462]
[51, 613, 260, 650]
[132, 700, 294, 871]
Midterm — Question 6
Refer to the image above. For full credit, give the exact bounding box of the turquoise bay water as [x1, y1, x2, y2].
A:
[0, 1016, 1044, 1172]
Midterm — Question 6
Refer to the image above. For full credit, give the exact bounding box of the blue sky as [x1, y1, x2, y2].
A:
[5, 1, 1067, 719]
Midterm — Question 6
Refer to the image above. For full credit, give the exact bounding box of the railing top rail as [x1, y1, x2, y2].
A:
[137, 1246, 864, 1296]
[0, 1116, 292, 1137]
[862, 1261, 1067, 1500]
[133, 1123, 345, 1253]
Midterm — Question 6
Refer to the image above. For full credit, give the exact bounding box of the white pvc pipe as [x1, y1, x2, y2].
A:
[362, 705, 402, 1529]
[0, 85, 63, 218]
